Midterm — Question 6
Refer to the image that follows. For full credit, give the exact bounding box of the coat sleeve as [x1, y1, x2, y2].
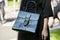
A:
[42, 0, 53, 18]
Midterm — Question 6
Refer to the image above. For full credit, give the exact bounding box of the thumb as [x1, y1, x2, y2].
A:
[44, 36, 47, 40]
[42, 34, 44, 40]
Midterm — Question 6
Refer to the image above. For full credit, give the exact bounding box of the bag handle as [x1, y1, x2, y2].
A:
[23, 1, 37, 26]
[25, 1, 37, 13]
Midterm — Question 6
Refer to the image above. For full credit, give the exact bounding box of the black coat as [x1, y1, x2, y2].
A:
[18, 0, 53, 40]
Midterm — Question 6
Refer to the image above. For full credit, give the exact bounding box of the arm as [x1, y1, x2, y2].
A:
[43, 18, 48, 30]
[41, 0, 53, 40]
[42, 18, 49, 40]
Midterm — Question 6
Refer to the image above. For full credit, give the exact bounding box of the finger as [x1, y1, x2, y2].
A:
[44, 36, 47, 40]
[42, 34, 44, 39]
[44, 37, 46, 40]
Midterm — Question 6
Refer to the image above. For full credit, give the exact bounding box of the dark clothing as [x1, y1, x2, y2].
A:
[18, 0, 53, 40]
[53, 4, 60, 18]
[0, 0, 4, 9]
[0, 0, 5, 21]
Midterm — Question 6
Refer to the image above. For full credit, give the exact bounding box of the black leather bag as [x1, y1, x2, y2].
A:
[12, 1, 40, 33]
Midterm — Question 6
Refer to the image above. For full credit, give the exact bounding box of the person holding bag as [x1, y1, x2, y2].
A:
[17, 0, 53, 40]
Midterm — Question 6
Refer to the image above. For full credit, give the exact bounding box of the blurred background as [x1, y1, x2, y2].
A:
[50, 0, 60, 40]
[0, 0, 60, 40]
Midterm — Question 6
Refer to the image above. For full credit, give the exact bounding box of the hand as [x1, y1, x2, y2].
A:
[41, 29, 48, 40]
[49, 20, 54, 28]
